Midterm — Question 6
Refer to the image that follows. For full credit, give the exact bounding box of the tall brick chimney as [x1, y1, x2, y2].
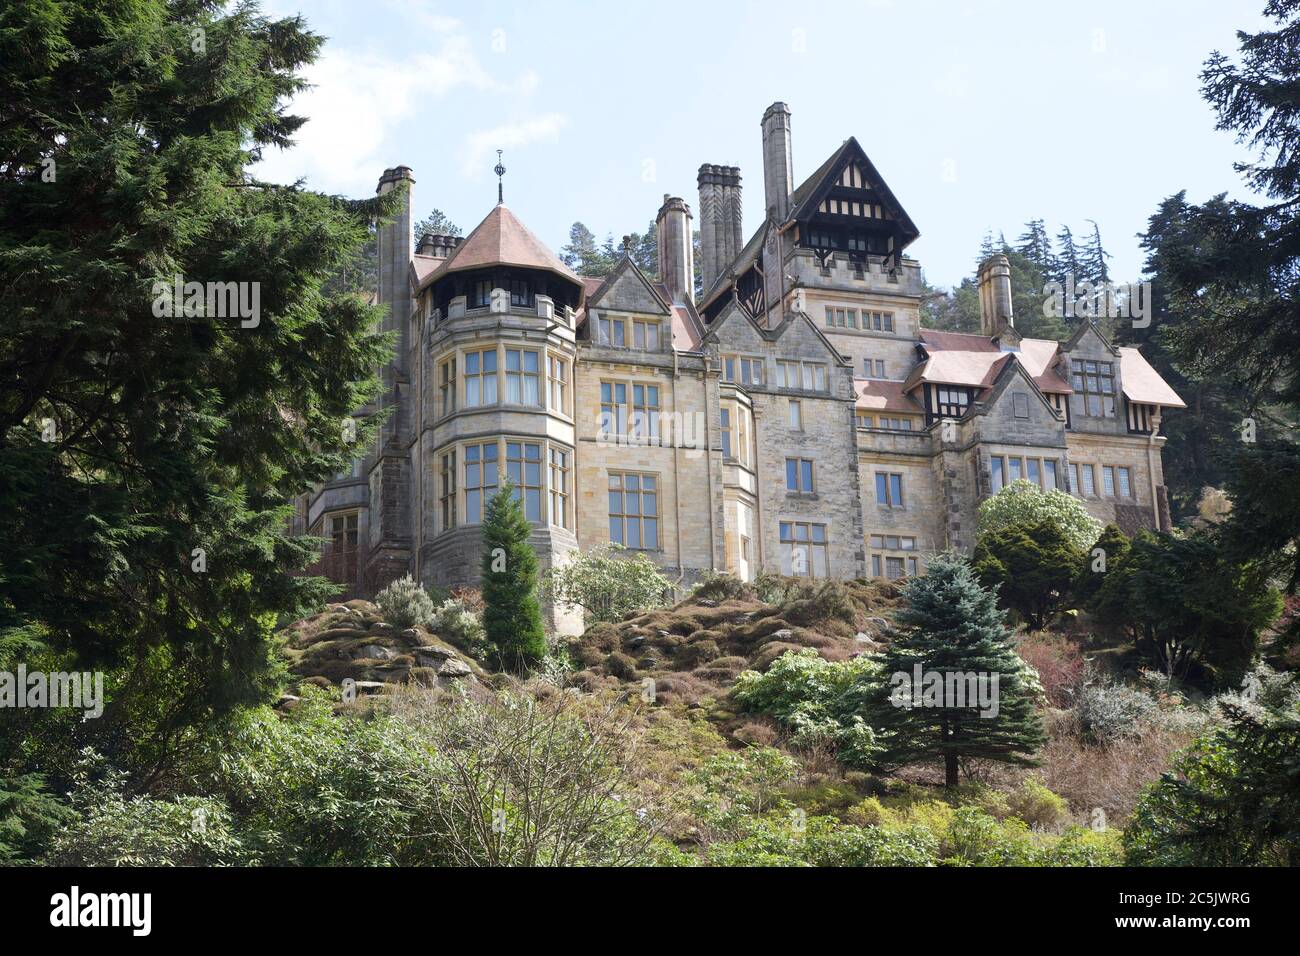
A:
[761, 102, 793, 222]
[977, 253, 1015, 337]
[656, 194, 695, 305]
[697, 164, 742, 294]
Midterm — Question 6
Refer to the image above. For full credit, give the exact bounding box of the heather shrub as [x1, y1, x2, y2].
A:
[1074, 679, 1159, 745]
[1016, 631, 1086, 707]
[374, 574, 437, 630]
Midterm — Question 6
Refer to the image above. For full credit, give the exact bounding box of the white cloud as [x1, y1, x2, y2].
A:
[458, 114, 570, 178]
[252, 27, 538, 195]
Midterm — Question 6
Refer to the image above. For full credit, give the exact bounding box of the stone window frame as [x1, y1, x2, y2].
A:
[784, 457, 816, 495]
[439, 451, 456, 532]
[444, 344, 570, 415]
[327, 510, 360, 553]
[779, 521, 829, 578]
[789, 398, 803, 431]
[1068, 462, 1098, 497]
[607, 471, 660, 551]
[1101, 463, 1135, 500]
[547, 353, 570, 418]
[990, 454, 1059, 492]
[598, 377, 662, 444]
[722, 353, 766, 387]
[868, 534, 920, 580]
[549, 446, 571, 531]
[444, 436, 574, 531]
[775, 359, 828, 393]
[438, 355, 456, 417]
[874, 470, 905, 509]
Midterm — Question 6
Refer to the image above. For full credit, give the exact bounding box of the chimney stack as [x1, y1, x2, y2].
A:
[416, 233, 462, 260]
[977, 253, 1014, 337]
[697, 164, 743, 294]
[376, 166, 414, 374]
[656, 194, 694, 305]
[761, 102, 793, 222]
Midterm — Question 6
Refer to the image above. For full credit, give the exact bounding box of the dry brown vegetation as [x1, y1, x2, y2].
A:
[565, 577, 903, 706]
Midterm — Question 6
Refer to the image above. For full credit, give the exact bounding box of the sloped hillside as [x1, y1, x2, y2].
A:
[568, 578, 904, 705]
[280, 600, 487, 697]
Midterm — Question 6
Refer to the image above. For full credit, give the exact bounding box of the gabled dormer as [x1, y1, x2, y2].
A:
[787, 137, 920, 274]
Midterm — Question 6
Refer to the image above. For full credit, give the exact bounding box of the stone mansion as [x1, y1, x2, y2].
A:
[295, 102, 1185, 630]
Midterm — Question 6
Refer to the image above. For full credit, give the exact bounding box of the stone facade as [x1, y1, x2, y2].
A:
[296, 104, 1184, 633]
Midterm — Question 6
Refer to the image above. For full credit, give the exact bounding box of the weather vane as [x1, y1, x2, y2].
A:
[494, 149, 506, 204]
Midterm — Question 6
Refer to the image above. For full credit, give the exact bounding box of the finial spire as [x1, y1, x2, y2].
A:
[622, 235, 633, 256]
[494, 149, 506, 204]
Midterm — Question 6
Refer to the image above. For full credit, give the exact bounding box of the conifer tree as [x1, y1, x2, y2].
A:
[0, 1, 389, 723]
[1015, 219, 1053, 271]
[1080, 220, 1111, 284]
[480, 483, 547, 671]
[1053, 225, 1081, 284]
[861, 554, 1045, 787]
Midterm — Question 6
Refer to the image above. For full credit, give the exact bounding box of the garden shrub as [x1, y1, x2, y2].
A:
[374, 574, 437, 630]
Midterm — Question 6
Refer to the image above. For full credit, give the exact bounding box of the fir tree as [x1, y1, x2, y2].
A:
[1052, 225, 1081, 286]
[413, 208, 462, 246]
[1015, 219, 1054, 272]
[480, 483, 547, 671]
[1080, 219, 1111, 284]
[861, 554, 1045, 787]
[0, 1, 389, 728]
[559, 222, 616, 276]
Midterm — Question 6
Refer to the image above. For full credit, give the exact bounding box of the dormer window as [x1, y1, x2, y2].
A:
[632, 318, 661, 351]
[1071, 359, 1116, 418]
[598, 316, 626, 347]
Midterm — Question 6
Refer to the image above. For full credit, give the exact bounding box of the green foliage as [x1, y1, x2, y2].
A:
[0, 0, 389, 726]
[480, 484, 546, 671]
[374, 574, 437, 629]
[0, 772, 72, 863]
[1087, 529, 1282, 682]
[545, 544, 670, 625]
[861, 553, 1046, 787]
[733, 649, 882, 767]
[977, 480, 1103, 554]
[1124, 704, 1300, 866]
[431, 598, 487, 655]
[45, 752, 243, 866]
[1139, 0, 1300, 574]
[973, 517, 1083, 629]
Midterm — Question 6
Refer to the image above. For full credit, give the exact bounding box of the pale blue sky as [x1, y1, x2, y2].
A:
[255, 0, 1271, 287]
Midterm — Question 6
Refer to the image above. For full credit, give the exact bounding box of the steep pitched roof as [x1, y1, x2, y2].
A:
[415, 204, 579, 292]
[1119, 347, 1187, 408]
[786, 136, 920, 244]
[575, 257, 705, 352]
[699, 219, 770, 311]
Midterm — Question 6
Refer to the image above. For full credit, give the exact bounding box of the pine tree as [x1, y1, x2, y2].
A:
[1053, 225, 1081, 285]
[861, 554, 1045, 787]
[1080, 220, 1111, 284]
[559, 222, 616, 276]
[480, 483, 547, 671]
[1015, 219, 1054, 272]
[413, 208, 461, 246]
[0, 1, 389, 729]
[976, 230, 997, 266]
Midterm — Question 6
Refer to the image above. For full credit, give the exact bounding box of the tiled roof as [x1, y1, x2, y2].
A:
[415, 204, 579, 292]
[856, 379, 926, 414]
[652, 282, 704, 350]
[411, 254, 441, 287]
[917, 329, 1071, 394]
[1119, 347, 1187, 408]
